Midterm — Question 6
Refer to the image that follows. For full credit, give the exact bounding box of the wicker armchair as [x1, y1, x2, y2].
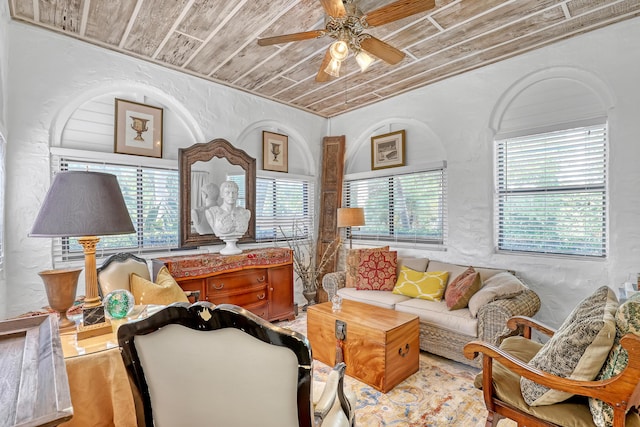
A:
[323, 270, 541, 367]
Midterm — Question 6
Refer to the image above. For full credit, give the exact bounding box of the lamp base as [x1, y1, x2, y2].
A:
[77, 319, 113, 340]
[77, 304, 112, 340]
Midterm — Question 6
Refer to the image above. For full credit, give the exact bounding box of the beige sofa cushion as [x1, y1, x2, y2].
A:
[426, 260, 505, 286]
[337, 287, 410, 310]
[397, 257, 429, 276]
[395, 298, 478, 337]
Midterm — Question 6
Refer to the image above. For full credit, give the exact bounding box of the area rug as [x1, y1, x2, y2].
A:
[276, 312, 516, 427]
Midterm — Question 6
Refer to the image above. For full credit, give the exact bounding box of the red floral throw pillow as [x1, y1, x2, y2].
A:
[355, 250, 398, 291]
[445, 266, 482, 310]
[345, 246, 389, 288]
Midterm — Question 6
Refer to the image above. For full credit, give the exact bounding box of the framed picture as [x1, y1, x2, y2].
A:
[263, 131, 288, 172]
[114, 98, 163, 158]
[371, 129, 405, 170]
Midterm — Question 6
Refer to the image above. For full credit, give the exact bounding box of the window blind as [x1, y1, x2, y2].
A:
[256, 176, 314, 241]
[496, 123, 607, 257]
[343, 168, 447, 244]
[53, 157, 179, 261]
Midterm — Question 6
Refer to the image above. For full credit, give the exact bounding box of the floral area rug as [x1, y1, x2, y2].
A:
[276, 312, 516, 427]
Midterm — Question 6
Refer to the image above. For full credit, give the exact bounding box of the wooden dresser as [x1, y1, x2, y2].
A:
[152, 248, 295, 322]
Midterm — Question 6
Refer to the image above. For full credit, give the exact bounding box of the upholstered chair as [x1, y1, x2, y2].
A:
[117, 302, 355, 427]
[97, 252, 150, 297]
[464, 287, 640, 427]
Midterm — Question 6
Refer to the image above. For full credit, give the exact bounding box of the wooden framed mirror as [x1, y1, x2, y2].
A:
[179, 138, 256, 247]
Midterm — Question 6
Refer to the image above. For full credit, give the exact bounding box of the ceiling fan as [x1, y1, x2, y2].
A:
[257, 0, 436, 82]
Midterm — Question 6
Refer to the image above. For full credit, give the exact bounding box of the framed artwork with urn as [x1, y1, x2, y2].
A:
[262, 131, 288, 172]
[114, 98, 163, 158]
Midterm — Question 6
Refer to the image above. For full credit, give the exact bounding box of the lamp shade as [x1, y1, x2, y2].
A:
[337, 207, 365, 228]
[30, 171, 135, 237]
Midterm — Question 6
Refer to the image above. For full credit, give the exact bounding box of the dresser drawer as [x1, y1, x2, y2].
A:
[207, 285, 268, 307]
[206, 269, 267, 293]
[244, 301, 269, 319]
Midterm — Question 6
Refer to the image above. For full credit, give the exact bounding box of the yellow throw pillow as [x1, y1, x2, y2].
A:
[130, 266, 189, 305]
[392, 267, 449, 301]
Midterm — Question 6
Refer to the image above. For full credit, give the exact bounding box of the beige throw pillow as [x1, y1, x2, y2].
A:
[131, 266, 189, 305]
[467, 272, 527, 317]
[520, 286, 618, 406]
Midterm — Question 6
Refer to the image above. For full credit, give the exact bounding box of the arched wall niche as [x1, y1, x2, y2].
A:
[51, 81, 203, 159]
[235, 120, 316, 176]
[345, 118, 445, 175]
[490, 67, 615, 137]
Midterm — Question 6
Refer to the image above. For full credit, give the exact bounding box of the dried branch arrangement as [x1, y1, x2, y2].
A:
[280, 223, 342, 292]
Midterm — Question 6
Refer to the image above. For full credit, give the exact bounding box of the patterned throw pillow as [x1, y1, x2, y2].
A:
[345, 246, 389, 288]
[355, 250, 397, 291]
[589, 292, 640, 427]
[392, 267, 449, 301]
[131, 266, 190, 305]
[444, 266, 482, 310]
[520, 286, 618, 406]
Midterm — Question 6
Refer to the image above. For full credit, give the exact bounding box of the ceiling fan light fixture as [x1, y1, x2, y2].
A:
[355, 50, 374, 72]
[325, 58, 342, 77]
[329, 40, 349, 61]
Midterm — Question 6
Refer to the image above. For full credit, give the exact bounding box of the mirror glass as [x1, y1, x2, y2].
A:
[179, 139, 256, 247]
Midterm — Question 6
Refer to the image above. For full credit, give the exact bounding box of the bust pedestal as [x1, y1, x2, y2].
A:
[218, 233, 244, 255]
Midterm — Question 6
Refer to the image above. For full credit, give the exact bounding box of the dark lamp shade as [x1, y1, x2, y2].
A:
[30, 171, 135, 237]
[337, 207, 365, 228]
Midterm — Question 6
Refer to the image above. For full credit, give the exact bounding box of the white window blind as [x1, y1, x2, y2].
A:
[54, 157, 179, 261]
[496, 123, 607, 257]
[256, 176, 314, 241]
[343, 168, 447, 244]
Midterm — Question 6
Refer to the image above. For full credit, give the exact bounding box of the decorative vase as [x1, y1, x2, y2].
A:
[302, 289, 317, 310]
[38, 268, 82, 331]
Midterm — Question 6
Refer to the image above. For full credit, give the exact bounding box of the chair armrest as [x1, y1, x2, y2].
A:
[322, 272, 347, 299]
[506, 315, 555, 339]
[314, 363, 353, 427]
[477, 289, 541, 346]
[463, 334, 640, 410]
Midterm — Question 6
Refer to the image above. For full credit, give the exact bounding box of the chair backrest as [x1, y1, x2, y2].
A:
[117, 302, 313, 427]
[97, 252, 150, 297]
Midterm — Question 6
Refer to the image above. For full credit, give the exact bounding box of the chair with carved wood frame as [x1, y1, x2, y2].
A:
[463, 315, 640, 427]
[117, 302, 355, 427]
[97, 252, 199, 302]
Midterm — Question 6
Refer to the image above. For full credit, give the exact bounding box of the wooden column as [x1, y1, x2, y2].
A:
[315, 136, 345, 303]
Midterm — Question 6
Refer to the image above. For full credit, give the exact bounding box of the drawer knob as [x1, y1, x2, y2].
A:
[257, 293, 266, 300]
[212, 283, 224, 290]
[398, 344, 410, 358]
[257, 275, 266, 283]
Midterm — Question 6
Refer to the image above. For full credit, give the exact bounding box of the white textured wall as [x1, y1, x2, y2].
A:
[329, 17, 640, 328]
[4, 22, 326, 317]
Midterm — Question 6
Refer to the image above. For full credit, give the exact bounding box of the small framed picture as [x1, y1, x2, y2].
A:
[371, 130, 405, 170]
[263, 131, 288, 172]
[114, 98, 163, 158]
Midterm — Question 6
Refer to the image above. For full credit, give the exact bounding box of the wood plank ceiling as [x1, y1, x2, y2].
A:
[8, 0, 640, 118]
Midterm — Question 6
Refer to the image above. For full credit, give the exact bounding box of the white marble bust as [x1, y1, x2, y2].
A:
[191, 182, 219, 235]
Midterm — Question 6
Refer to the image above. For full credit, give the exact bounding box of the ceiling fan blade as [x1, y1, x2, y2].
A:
[319, 0, 346, 18]
[257, 30, 325, 46]
[316, 49, 333, 82]
[360, 36, 405, 65]
[364, 0, 435, 27]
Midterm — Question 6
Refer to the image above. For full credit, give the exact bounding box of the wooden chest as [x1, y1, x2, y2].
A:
[307, 299, 419, 393]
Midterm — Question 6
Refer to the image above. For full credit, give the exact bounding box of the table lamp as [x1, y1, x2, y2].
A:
[337, 207, 365, 249]
[30, 171, 135, 338]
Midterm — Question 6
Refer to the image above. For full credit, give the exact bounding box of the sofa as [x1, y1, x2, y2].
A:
[322, 255, 541, 367]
